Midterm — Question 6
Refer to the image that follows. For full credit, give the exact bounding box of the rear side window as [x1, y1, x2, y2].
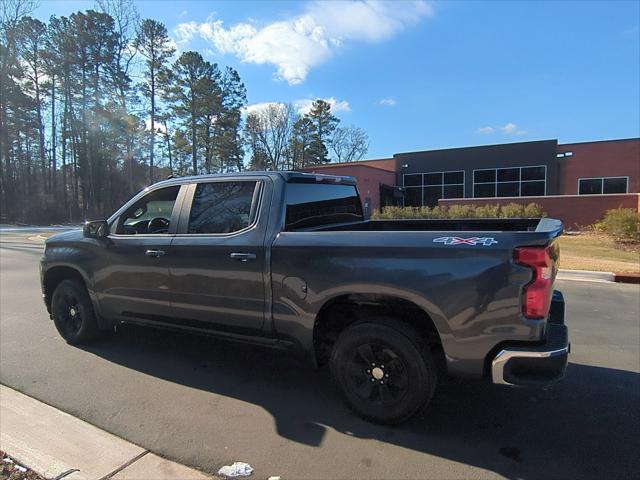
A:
[188, 181, 259, 234]
[284, 183, 363, 230]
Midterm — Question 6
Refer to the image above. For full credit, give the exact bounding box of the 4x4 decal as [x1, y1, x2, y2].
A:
[433, 236, 498, 246]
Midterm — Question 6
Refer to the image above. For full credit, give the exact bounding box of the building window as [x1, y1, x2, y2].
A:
[578, 177, 628, 195]
[403, 170, 464, 207]
[473, 165, 546, 198]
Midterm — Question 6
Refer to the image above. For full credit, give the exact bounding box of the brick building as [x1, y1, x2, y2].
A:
[302, 138, 639, 228]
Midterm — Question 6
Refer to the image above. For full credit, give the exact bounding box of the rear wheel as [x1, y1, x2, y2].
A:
[330, 320, 437, 424]
[51, 279, 100, 345]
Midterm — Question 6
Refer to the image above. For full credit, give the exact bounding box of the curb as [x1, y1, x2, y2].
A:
[557, 269, 615, 283]
[0, 385, 214, 480]
[614, 273, 640, 284]
[557, 269, 639, 284]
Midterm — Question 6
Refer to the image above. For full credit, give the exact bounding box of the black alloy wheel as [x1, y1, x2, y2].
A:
[330, 319, 437, 424]
[51, 279, 100, 345]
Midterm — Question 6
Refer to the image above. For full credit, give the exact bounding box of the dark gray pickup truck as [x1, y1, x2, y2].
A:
[41, 172, 569, 424]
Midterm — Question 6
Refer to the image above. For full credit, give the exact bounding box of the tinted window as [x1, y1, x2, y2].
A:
[285, 183, 363, 230]
[474, 169, 495, 183]
[522, 166, 545, 181]
[117, 186, 179, 235]
[603, 177, 627, 194]
[443, 184, 464, 199]
[404, 187, 422, 207]
[579, 179, 602, 195]
[424, 172, 443, 186]
[424, 186, 442, 206]
[497, 168, 520, 182]
[474, 183, 495, 197]
[444, 171, 464, 184]
[188, 181, 258, 234]
[403, 174, 422, 187]
[497, 182, 520, 197]
[521, 181, 545, 196]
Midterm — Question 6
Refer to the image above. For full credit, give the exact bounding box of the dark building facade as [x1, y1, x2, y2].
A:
[301, 137, 640, 227]
[396, 139, 560, 207]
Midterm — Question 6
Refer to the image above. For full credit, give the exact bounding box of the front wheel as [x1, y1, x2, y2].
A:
[51, 279, 101, 345]
[330, 320, 438, 424]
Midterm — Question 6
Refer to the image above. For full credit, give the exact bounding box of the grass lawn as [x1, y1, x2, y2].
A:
[557, 234, 640, 273]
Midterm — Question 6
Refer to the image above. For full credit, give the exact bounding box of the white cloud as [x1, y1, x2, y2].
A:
[477, 123, 526, 136]
[294, 97, 351, 114]
[243, 97, 351, 118]
[242, 102, 286, 117]
[379, 98, 396, 106]
[500, 122, 517, 134]
[173, 1, 433, 84]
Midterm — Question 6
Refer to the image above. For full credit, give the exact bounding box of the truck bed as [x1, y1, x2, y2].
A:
[310, 217, 561, 234]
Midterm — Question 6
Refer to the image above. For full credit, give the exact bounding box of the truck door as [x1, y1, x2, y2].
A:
[169, 177, 270, 335]
[100, 184, 186, 322]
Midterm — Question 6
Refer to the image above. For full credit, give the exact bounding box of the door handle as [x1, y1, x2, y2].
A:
[145, 249, 166, 258]
[230, 252, 257, 262]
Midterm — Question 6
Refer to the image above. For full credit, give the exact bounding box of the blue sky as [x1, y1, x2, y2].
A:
[35, 1, 639, 159]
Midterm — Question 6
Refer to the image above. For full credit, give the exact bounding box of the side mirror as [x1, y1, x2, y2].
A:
[83, 220, 109, 239]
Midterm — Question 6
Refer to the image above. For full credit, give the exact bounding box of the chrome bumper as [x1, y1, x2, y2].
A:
[492, 291, 570, 386]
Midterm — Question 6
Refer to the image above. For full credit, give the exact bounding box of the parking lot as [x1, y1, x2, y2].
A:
[1, 229, 639, 479]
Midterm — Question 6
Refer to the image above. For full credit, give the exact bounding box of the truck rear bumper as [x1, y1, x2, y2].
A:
[491, 291, 569, 386]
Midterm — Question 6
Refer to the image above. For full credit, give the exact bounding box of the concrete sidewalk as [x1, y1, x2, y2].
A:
[0, 385, 213, 480]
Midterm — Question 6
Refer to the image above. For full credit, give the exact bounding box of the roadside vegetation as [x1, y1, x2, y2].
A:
[557, 234, 639, 274]
[1, 450, 45, 480]
[372, 202, 545, 219]
[594, 208, 640, 243]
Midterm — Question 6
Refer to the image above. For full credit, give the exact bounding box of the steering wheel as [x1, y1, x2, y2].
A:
[148, 217, 170, 234]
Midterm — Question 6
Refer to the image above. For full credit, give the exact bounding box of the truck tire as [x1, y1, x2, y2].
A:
[330, 320, 437, 424]
[51, 279, 101, 345]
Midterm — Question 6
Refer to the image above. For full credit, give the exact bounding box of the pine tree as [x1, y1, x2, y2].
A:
[166, 51, 214, 175]
[135, 19, 174, 183]
[215, 67, 246, 172]
[305, 99, 339, 165]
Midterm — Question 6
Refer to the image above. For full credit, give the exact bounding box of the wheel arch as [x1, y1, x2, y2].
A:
[312, 293, 449, 376]
[42, 265, 106, 328]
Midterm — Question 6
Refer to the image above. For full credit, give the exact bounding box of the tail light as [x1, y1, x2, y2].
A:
[514, 246, 554, 319]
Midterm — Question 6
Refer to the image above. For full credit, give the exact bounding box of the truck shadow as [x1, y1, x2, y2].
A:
[84, 325, 639, 480]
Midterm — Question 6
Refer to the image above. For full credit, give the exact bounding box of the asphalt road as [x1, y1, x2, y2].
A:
[1, 229, 639, 479]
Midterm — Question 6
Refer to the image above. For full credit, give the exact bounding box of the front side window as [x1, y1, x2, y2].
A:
[188, 181, 259, 234]
[117, 186, 180, 235]
[578, 177, 628, 195]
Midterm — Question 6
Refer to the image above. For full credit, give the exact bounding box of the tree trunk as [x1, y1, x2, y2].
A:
[50, 74, 57, 195]
[150, 64, 155, 183]
[35, 84, 47, 196]
[164, 123, 173, 174]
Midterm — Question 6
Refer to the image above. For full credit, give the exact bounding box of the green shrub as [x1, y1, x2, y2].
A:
[372, 202, 546, 220]
[500, 203, 525, 218]
[447, 204, 475, 218]
[523, 202, 545, 217]
[473, 204, 501, 218]
[598, 208, 640, 242]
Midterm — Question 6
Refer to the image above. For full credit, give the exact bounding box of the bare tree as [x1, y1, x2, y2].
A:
[97, 0, 139, 193]
[330, 125, 369, 163]
[1, 0, 39, 26]
[244, 103, 296, 171]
